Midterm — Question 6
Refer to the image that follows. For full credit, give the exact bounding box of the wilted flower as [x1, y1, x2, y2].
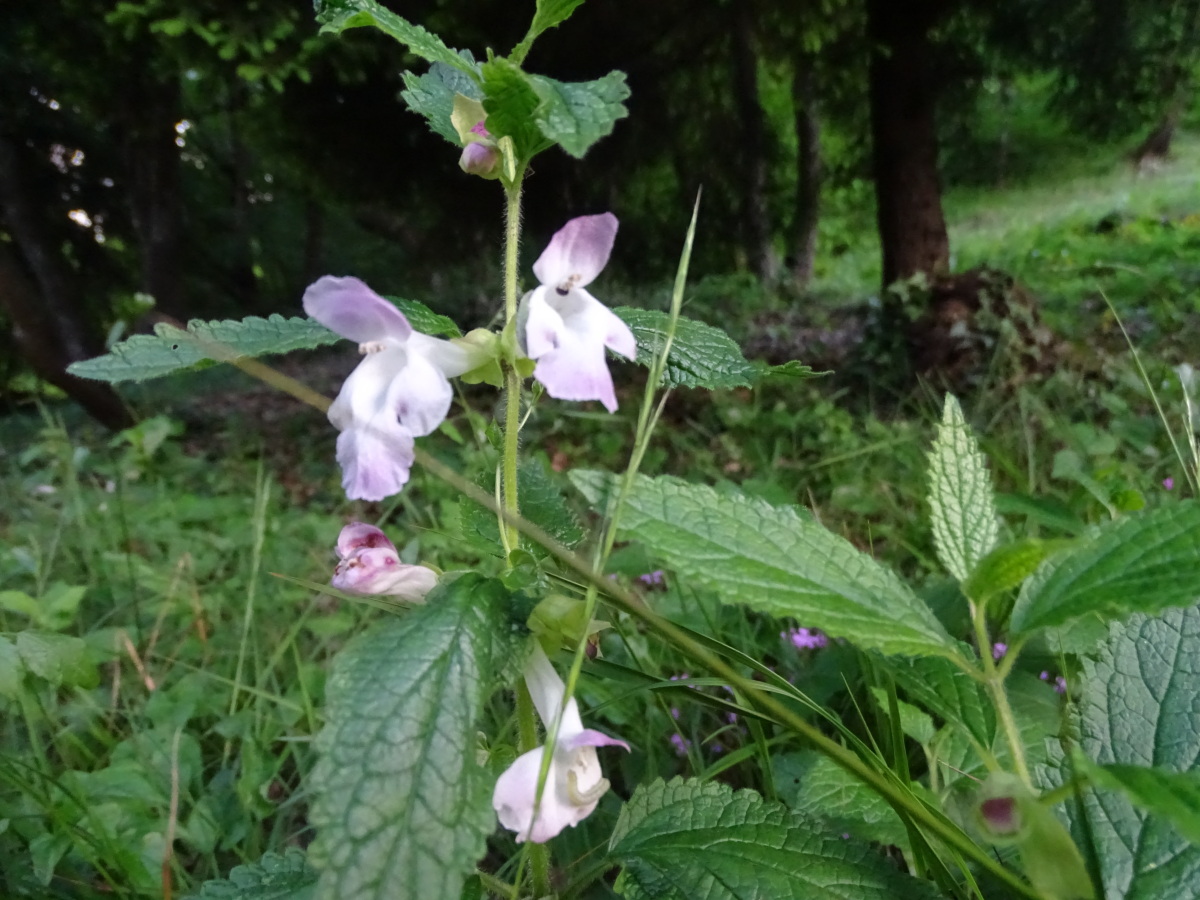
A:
[304, 276, 479, 501]
[523, 213, 636, 412]
[331, 522, 437, 602]
[493, 645, 629, 843]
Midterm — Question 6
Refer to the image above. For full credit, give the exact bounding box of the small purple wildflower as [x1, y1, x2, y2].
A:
[726, 711, 738, 725]
[710, 742, 725, 754]
[782, 627, 828, 650]
[992, 642, 1008, 661]
[637, 569, 665, 586]
[670, 707, 681, 720]
[1164, 477, 1176, 491]
[1040, 671, 1068, 695]
[669, 733, 691, 756]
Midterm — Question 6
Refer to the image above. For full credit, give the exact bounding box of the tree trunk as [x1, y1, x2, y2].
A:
[124, 72, 187, 320]
[867, 0, 950, 287]
[0, 248, 132, 429]
[730, 2, 776, 281]
[791, 60, 821, 287]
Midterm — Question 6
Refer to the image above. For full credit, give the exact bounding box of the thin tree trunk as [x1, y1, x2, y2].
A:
[0, 245, 131, 429]
[867, 0, 950, 287]
[125, 73, 186, 320]
[791, 60, 821, 287]
[730, 2, 776, 281]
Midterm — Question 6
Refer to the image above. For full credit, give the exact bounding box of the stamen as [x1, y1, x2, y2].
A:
[567, 770, 610, 806]
[358, 341, 388, 355]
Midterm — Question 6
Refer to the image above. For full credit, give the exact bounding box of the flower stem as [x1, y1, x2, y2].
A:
[501, 180, 523, 553]
[972, 598, 1033, 788]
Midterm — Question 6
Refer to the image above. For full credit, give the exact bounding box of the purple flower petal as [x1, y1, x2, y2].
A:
[565, 728, 631, 752]
[336, 522, 395, 558]
[303, 275, 412, 344]
[388, 349, 453, 437]
[459, 141, 498, 177]
[332, 546, 438, 600]
[533, 213, 618, 291]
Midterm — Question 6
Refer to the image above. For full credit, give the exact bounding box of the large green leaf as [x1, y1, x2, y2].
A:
[613, 308, 758, 389]
[1084, 762, 1200, 845]
[571, 472, 957, 658]
[385, 297, 462, 338]
[67, 316, 340, 383]
[194, 848, 316, 899]
[885, 653, 996, 749]
[401, 56, 483, 146]
[308, 575, 517, 900]
[927, 394, 1000, 583]
[314, 0, 475, 77]
[0, 635, 23, 698]
[773, 752, 908, 848]
[608, 779, 941, 900]
[15, 631, 97, 688]
[1010, 502, 1200, 637]
[530, 71, 630, 159]
[1037, 603, 1200, 896]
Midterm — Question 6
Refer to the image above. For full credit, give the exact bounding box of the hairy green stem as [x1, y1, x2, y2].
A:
[972, 599, 1033, 787]
[501, 181, 524, 553]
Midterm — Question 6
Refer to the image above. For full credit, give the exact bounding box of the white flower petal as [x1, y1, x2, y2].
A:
[333, 547, 437, 600]
[523, 286, 567, 359]
[532, 213, 618, 291]
[335, 419, 415, 502]
[388, 349, 453, 438]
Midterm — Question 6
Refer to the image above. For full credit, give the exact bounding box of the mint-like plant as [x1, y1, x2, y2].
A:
[67, 3, 1200, 899]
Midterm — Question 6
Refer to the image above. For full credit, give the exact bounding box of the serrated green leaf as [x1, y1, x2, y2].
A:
[885, 653, 996, 749]
[1036, 603, 1200, 896]
[869, 688, 937, 746]
[481, 58, 550, 162]
[0, 636, 23, 699]
[609, 778, 941, 900]
[68, 316, 340, 384]
[570, 472, 957, 658]
[1082, 761, 1200, 846]
[308, 575, 517, 900]
[461, 457, 584, 554]
[773, 751, 908, 848]
[1010, 502, 1200, 637]
[963, 538, 1064, 603]
[401, 56, 483, 146]
[195, 848, 317, 899]
[612, 308, 759, 390]
[383, 296, 462, 338]
[314, 0, 475, 77]
[529, 0, 586, 40]
[530, 71, 630, 159]
[928, 395, 1000, 583]
[15, 632, 97, 689]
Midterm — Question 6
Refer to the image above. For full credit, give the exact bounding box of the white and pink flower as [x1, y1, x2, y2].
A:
[523, 214, 636, 412]
[331, 522, 438, 602]
[493, 645, 629, 843]
[304, 275, 479, 501]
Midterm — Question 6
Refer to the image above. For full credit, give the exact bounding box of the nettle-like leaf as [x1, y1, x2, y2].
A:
[963, 538, 1062, 603]
[527, 0, 586, 44]
[885, 652, 996, 750]
[0, 636, 23, 698]
[384, 296, 462, 338]
[530, 71, 630, 159]
[571, 472, 957, 658]
[308, 575, 518, 900]
[67, 315, 340, 383]
[481, 58, 550, 162]
[314, 0, 475, 76]
[613, 308, 815, 390]
[1037, 603, 1200, 896]
[460, 457, 584, 553]
[928, 394, 1000, 583]
[1083, 761, 1200, 846]
[15, 632, 97, 689]
[773, 751, 908, 849]
[1010, 501, 1200, 638]
[195, 848, 316, 899]
[608, 779, 941, 900]
[401, 55, 483, 146]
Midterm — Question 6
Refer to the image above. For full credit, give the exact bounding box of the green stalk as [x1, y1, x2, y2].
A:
[971, 599, 1032, 787]
[501, 181, 524, 553]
